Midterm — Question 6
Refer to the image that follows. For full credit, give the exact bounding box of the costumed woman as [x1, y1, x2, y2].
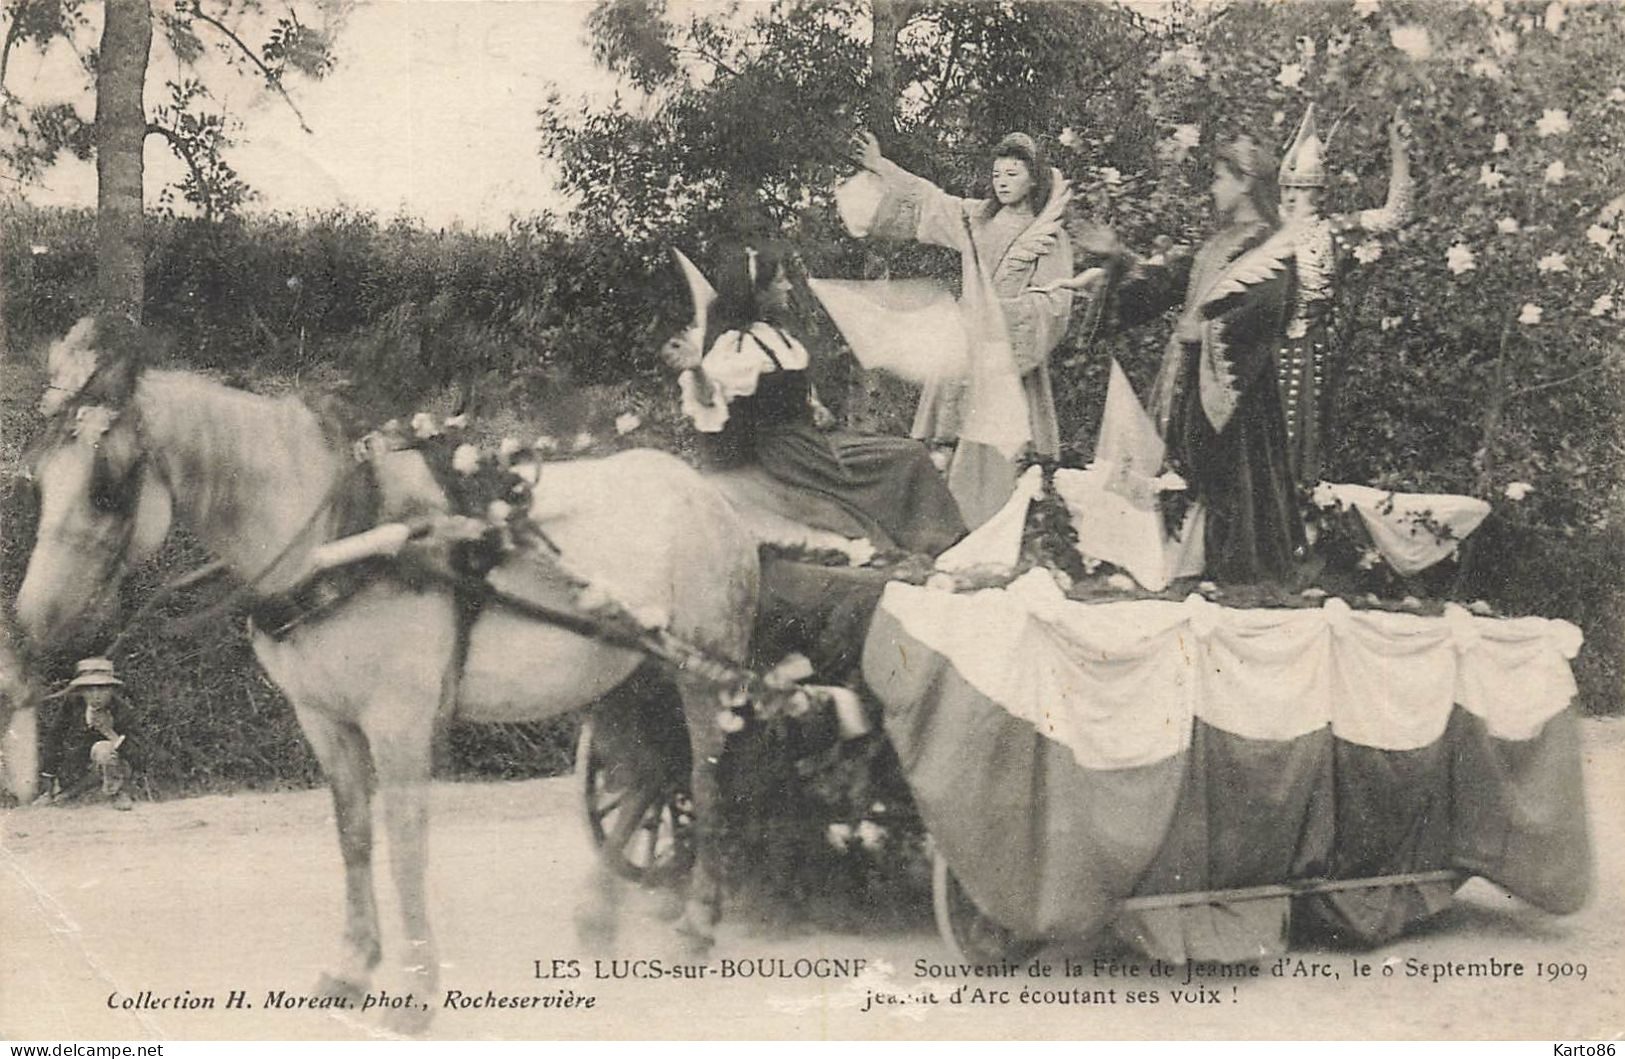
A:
[1079, 136, 1304, 584]
[1274, 106, 1414, 485]
[839, 130, 1075, 527]
[664, 242, 966, 557]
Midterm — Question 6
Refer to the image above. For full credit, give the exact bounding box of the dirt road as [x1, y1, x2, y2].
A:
[3, 719, 1621, 1041]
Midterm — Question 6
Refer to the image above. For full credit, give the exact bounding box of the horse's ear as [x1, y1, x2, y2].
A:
[40, 318, 100, 416]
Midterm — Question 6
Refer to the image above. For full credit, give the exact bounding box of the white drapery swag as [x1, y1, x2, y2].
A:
[875, 571, 1582, 772]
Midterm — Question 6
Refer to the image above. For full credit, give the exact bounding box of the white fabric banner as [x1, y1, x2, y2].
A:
[875, 574, 1582, 770]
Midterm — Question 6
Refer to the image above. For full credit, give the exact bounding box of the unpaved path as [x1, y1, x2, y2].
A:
[3, 719, 1621, 1041]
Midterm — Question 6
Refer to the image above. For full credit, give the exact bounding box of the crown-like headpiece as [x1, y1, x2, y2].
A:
[1278, 105, 1326, 189]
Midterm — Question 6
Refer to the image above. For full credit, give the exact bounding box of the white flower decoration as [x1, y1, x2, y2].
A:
[1477, 164, 1505, 190]
[1585, 225, 1614, 251]
[1497, 216, 1520, 234]
[534, 435, 559, 453]
[716, 710, 746, 735]
[1518, 303, 1543, 325]
[486, 499, 512, 523]
[1272, 110, 1287, 127]
[451, 443, 480, 475]
[1354, 241, 1383, 264]
[1176, 43, 1207, 77]
[1446, 243, 1478, 275]
[497, 436, 522, 461]
[855, 820, 886, 851]
[442, 413, 469, 430]
[844, 538, 877, 567]
[1380, 315, 1404, 331]
[679, 370, 729, 432]
[1536, 108, 1571, 137]
[1544, 160, 1568, 184]
[1276, 62, 1307, 89]
[1503, 480, 1534, 501]
[1106, 572, 1138, 593]
[1388, 24, 1433, 60]
[1535, 253, 1568, 273]
[30, 243, 49, 255]
[1058, 126, 1081, 149]
[1468, 599, 1495, 617]
[1099, 166, 1122, 186]
[1492, 132, 1510, 153]
[1590, 294, 1616, 317]
[825, 822, 853, 850]
[1173, 123, 1201, 149]
[614, 412, 642, 435]
[410, 412, 440, 439]
[1356, 548, 1383, 570]
[571, 431, 594, 452]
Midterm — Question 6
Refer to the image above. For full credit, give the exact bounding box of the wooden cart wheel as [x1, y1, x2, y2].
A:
[932, 847, 1042, 965]
[577, 718, 696, 886]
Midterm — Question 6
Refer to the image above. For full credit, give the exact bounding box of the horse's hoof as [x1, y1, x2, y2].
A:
[673, 914, 716, 957]
[573, 904, 619, 949]
[382, 1001, 434, 1037]
[650, 889, 685, 923]
[313, 972, 367, 1006]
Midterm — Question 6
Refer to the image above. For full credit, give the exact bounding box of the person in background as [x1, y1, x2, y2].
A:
[37, 658, 137, 810]
[1273, 105, 1414, 485]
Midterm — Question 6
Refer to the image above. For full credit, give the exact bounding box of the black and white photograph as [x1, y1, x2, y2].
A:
[0, 0, 1620, 1043]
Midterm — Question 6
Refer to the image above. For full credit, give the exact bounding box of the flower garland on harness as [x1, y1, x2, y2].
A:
[350, 414, 847, 734]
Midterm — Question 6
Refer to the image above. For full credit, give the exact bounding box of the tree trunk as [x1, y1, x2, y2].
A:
[868, 0, 901, 133]
[95, 0, 153, 321]
[848, 0, 905, 431]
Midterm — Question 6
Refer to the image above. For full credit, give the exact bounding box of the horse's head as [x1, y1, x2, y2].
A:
[15, 319, 173, 652]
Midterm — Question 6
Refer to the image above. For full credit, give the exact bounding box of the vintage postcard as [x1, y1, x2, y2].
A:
[1, 0, 1620, 1044]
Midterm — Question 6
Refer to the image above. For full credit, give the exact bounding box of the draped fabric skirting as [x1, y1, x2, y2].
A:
[861, 575, 1591, 960]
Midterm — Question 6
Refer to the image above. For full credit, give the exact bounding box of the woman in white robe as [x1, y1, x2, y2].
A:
[844, 131, 1075, 526]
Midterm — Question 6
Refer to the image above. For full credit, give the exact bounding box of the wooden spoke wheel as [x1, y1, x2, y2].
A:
[931, 847, 1042, 965]
[577, 718, 696, 886]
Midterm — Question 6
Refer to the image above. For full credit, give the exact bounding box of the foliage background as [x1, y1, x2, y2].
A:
[1, 0, 1621, 799]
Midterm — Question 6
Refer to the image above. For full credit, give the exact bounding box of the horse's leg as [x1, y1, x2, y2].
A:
[294, 703, 380, 1001]
[368, 708, 438, 1035]
[674, 678, 728, 951]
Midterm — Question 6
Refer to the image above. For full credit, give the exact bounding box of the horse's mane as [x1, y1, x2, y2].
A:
[133, 370, 351, 543]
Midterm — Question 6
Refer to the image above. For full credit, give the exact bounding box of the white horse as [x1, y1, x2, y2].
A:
[14, 319, 760, 1031]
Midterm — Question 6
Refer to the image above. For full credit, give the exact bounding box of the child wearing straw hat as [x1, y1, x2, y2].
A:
[36, 658, 137, 810]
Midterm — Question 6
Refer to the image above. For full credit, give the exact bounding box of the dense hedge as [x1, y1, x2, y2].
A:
[1, 169, 1619, 799]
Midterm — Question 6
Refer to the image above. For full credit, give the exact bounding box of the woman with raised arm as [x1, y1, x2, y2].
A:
[1273, 106, 1414, 484]
[665, 242, 966, 557]
[843, 130, 1075, 526]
